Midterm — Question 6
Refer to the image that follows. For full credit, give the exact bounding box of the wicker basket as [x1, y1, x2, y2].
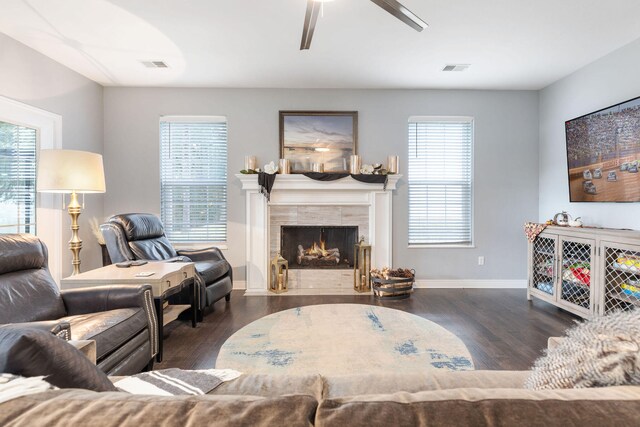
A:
[372, 276, 414, 300]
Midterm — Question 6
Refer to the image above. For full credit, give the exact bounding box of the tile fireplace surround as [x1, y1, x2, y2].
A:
[237, 174, 401, 295]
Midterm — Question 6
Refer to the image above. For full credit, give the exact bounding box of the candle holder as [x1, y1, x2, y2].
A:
[387, 155, 399, 174]
[279, 159, 291, 174]
[354, 236, 372, 292]
[350, 155, 361, 175]
[270, 252, 289, 293]
[244, 155, 257, 171]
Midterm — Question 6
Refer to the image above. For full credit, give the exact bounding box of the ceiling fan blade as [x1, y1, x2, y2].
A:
[300, 0, 321, 50]
[369, 0, 428, 32]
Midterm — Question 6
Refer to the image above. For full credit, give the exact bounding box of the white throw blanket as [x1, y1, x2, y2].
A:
[0, 374, 56, 404]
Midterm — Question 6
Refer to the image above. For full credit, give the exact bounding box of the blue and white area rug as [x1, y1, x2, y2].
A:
[216, 304, 474, 375]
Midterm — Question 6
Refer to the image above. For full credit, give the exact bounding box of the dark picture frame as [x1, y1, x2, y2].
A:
[565, 95, 640, 203]
[279, 111, 358, 173]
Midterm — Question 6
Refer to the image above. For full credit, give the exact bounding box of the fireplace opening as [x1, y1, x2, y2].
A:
[281, 226, 358, 269]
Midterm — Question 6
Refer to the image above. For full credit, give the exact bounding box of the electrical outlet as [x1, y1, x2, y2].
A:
[478, 256, 485, 266]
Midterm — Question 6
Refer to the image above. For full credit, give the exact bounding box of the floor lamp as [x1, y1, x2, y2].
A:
[37, 149, 106, 275]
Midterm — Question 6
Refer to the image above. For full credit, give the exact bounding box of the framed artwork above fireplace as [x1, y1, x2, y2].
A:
[279, 111, 358, 173]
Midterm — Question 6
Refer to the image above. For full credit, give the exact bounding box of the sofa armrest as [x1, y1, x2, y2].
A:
[61, 284, 154, 316]
[0, 321, 71, 341]
[165, 256, 192, 263]
[61, 285, 158, 359]
[177, 247, 226, 263]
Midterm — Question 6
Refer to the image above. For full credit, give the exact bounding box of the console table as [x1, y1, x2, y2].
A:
[61, 261, 196, 362]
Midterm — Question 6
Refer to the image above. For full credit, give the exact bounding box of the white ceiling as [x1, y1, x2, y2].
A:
[1, 0, 640, 90]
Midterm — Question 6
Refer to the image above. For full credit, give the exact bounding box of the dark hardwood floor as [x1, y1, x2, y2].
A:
[157, 289, 579, 372]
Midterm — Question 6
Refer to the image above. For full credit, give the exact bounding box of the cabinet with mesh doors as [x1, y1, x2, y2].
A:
[528, 225, 640, 318]
[599, 241, 640, 315]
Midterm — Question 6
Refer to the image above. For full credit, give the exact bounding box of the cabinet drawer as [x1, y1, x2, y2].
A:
[162, 271, 183, 293]
[162, 265, 195, 293]
[182, 263, 195, 280]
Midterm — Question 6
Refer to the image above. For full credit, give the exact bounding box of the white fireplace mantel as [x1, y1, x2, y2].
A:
[236, 174, 401, 294]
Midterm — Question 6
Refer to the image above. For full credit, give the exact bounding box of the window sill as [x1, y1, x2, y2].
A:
[408, 244, 475, 249]
[172, 243, 228, 251]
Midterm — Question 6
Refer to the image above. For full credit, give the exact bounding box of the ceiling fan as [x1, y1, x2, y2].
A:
[300, 0, 428, 50]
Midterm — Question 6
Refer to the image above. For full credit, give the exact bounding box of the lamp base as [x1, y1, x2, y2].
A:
[68, 191, 82, 275]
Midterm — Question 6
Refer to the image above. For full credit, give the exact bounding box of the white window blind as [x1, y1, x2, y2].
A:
[160, 117, 227, 243]
[408, 117, 473, 246]
[0, 120, 37, 234]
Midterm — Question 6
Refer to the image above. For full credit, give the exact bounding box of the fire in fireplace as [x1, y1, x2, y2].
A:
[281, 226, 358, 269]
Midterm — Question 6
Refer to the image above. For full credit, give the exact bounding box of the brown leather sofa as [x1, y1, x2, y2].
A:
[0, 234, 157, 375]
[100, 213, 232, 317]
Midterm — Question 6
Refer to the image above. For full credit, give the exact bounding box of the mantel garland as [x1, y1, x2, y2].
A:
[257, 172, 276, 201]
[303, 173, 389, 190]
[255, 172, 390, 200]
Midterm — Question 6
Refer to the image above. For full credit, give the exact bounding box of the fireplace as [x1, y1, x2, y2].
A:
[281, 226, 358, 270]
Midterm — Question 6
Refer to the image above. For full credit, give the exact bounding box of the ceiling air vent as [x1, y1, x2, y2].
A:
[442, 64, 470, 72]
[141, 61, 169, 68]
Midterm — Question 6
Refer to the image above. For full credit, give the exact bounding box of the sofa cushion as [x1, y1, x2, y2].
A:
[61, 308, 147, 360]
[107, 213, 178, 260]
[211, 374, 324, 400]
[316, 386, 640, 427]
[0, 326, 116, 392]
[0, 269, 67, 324]
[323, 371, 530, 399]
[0, 233, 47, 275]
[0, 390, 318, 427]
[109, 213, 165, 241]
[0, 234, 66, 323]
[195, 259, 230, 284]
[128, 237, 178, 260]
[526, 309, 640, 389]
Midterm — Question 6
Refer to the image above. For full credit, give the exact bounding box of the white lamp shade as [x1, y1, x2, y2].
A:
[37, 149, 106, 194]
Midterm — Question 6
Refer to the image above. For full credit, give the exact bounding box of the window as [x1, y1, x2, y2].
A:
[408, 117, 473, 246]
[0, 120, 37, 234]
[160, 116, 227, 243]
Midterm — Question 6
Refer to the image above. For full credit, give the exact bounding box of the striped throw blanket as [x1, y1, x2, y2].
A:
[0, 374, 57, 404]
[114, 368, 241, 396]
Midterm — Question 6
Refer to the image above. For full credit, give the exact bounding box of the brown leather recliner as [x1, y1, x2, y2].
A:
[0, 233, 158, 375]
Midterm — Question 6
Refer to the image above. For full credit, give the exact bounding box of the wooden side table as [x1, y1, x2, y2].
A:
[61, 261, 197, 362]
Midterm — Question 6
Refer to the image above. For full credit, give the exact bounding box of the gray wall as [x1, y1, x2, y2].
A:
[539, 38, 640, 228]
[103, 88, 539, 282]
[0, 34, 104, 276]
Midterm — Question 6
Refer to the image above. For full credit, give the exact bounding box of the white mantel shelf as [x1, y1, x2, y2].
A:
[236, 173, 401, 191]
[236, 173, 402, 295]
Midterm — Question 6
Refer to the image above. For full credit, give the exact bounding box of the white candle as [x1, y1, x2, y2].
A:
[350, 155, 361, 174]
[279, 159, 291, 174]
[244, 156, 257, 171]
[387, 155, 399, 174]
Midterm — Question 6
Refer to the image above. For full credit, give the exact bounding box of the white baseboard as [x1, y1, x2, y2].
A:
[234, 279, 527, 292]
[243, 289, 268, 296]
[413, 279, 527, 289]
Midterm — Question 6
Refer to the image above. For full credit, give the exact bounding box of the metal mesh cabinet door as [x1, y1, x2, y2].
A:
[558, 237, 594, 317]
[530, 235, 558, 299]
[602, 242, 640, 314]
